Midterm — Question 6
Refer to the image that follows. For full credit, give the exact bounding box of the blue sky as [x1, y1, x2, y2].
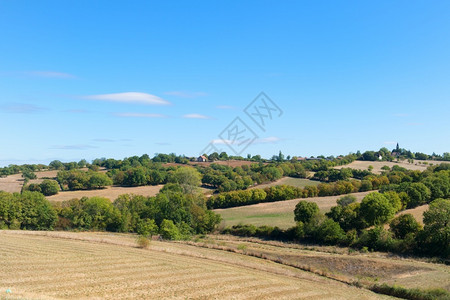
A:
[1, 1, 450, 166]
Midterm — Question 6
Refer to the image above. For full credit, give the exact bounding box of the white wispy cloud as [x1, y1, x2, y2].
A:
[65, 109, 88, 113]
[216, 105, 236, 110]
[211, 139, 234, 145]
[115, 112, 168, 118]
[86, 92, 171, 105]
[1, 103, 46, 113]
[24, 71, 76, 79]
[51, 144, 96, 150]
[183, 113, 212, 119]
[164, 91, 208, 98]
[92, 138, 115, 143]
[384, 141, 397, 145]
[255, 136, 281, 144]
[210, 136, 280, 145]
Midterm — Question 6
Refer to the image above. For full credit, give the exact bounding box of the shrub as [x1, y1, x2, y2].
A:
[136, 236, 150, 249]
[159, 219, 181, 240]
[136, 219, 158, 237]
[359, 192, 396, 227]
[40, 179, 60, 196]
[294, 201, 320, 223]
[389, 214, 422, 239]
[312, 218, 345, 245]
[337, 194, 356, 206]
[371, 284, 450, 300]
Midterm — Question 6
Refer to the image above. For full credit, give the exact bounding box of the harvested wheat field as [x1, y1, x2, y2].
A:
[215, 191, 372, 229]
[252, 177, 319, 190]
[0, 174, 23, 193]
[46, 185, 164, 202]
[334, 160, 449, 174]
[0, 231, 386, 299]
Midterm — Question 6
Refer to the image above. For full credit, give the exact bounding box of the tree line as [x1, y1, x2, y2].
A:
[223, 164, 450, 258]
[0, 183, 221, 239]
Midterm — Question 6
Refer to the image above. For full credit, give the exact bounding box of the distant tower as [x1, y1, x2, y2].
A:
[396, 143, 400, 152]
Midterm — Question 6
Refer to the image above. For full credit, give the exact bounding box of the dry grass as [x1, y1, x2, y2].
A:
[190, 235, 450, 293]
[395, 204, 428, 225]
[46, 185, 163, 202]
[0, 174, 23, 193]
[252, 177, 319, 190]
[215, 191, 372, 229]
[334, 160, 449, 174]
[0, 230, 385, 299]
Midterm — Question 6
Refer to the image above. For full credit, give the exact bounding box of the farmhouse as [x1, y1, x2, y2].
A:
[197, 155, 207, 162]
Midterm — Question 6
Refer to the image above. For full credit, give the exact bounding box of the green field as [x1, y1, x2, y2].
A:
[215, 191, 372, 229]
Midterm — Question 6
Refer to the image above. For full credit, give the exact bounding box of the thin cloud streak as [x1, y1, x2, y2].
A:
[255, 136, 281, 144]
[50, 144, 96, 150]
[92, 138, 115, 143]
[183, 113, 212, 119]
[86, 92, 171, 105]
[164, 91, 208, 98]
[216, 105, 237, 110]
[1, 103, 46, 113]
[115, 112, 168, 118]
[24, 71, 76, 79]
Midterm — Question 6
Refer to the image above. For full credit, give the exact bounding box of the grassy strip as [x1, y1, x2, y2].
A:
[370, 284, 450, 300]
[182, 239, 450, 300]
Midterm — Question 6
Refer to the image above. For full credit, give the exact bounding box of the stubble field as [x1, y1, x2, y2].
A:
[0, 231, 387, 299]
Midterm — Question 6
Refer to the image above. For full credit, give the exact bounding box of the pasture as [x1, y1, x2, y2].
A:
[215, 191, 372, 229]
[253, 177, 319, 190]
[0, 174, 23, 193]
[334, 160, 448, 174]
[0, 230, 386, 299]
[46, 185, 164, 202]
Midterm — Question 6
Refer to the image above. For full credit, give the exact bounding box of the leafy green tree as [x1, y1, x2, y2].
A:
[136, 218, 158, 237]
[27, 183, 42, 193]
[406, 182, 431, 208]
[360, 180, 373, 191]
[0, 191, 21, 228]
[39, 180, 59, 196]
[359, 192, 396, 227]
[294, 201, 319, 223]
[19, 191, 58, 230]
[421, 199, 450, 257]
[312, 218, 345, 244]
[88, 172, 113, 189]
[124, 167, 147, 186]
[81, 197, 121, 231]
[336, 195, 357, 207]
[326, 202, 363, 231]
[22, 170, 37, 180]
[389, 214, 422, 239]
[159, 219, 181, 240]
[170, 167, 202, 194]
[49, 160, 64, 170]
[383, 191, 403, 212]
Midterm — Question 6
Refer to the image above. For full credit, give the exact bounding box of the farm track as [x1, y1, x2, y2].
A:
[0, 231, 387, 299]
